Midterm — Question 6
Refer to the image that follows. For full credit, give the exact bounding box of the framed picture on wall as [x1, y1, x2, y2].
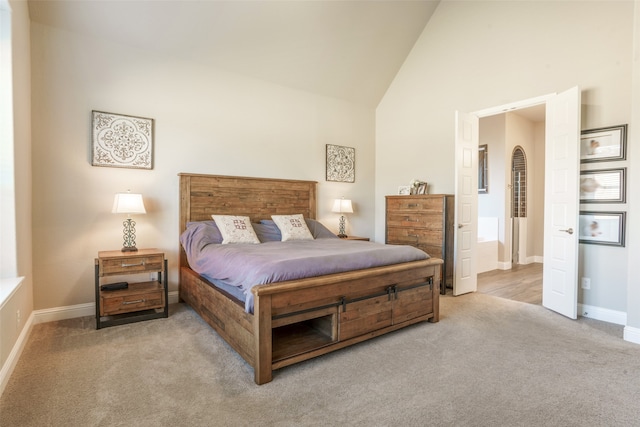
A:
[580, 124, 627, 163]
[91, 111, 154, 169]
[579, 211, 626, 247]
[579, 168, 626, 203]
[326, 144, 355, 183]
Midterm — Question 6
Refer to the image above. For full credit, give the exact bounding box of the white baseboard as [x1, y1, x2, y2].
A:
[578, 303, 627, 325]
[0, 311, 35, 397]
[623, 326, 640, 345]
[497, 262, 512, 270]
[33, 291, 180, 323]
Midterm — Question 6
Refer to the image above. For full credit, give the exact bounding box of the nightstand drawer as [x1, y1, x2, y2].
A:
[100, 254, 164, 276]
[100, 285, 164, 316]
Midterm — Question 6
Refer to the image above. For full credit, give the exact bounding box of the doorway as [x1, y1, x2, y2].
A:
[454, 87, 581, 318]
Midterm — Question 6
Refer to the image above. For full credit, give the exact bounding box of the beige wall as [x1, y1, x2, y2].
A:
[30, 23, 376, 310]
[376, 1, 634, 315]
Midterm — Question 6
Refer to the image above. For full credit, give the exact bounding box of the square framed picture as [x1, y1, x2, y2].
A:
[579, 168, 625, 203]
[398, 185, 410, 195]
[92, 110, 154, 169]
[579, 211, 626, 247]
[580, 124, 627, 163]
[326, 144, 355, 183]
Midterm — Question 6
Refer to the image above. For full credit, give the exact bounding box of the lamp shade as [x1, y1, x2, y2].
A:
[332, 199, 353, 214]
[112, 192, 146, 214]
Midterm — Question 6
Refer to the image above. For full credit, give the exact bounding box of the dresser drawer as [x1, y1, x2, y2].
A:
[387, 227, 443, 246]
[99, 254, 164, 276]
[386, 197, 444, 212]
[386, 212, 444, 229]
[100, 284, 165, 316]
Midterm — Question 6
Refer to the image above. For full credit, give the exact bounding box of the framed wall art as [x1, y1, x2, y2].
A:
[579, 168, 626, 203]
[579, 211, 626, 247]
[580, 124, 627, 163]
[92, 110, 154, 170]
[326, 144, 355, 183]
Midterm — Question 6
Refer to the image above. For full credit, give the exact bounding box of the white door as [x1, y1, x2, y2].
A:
[542, 86, 581, 318]
[453, 111, 479, 295]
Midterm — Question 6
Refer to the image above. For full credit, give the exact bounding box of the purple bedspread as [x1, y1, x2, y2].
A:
[181, 233, 429, 313]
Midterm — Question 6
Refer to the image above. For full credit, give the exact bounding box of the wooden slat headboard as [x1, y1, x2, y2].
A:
[179, 173, 318, 269]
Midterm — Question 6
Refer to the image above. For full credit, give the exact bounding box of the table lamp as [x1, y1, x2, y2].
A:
[112, 191, 146, 252]
[332, 198, 353, 238]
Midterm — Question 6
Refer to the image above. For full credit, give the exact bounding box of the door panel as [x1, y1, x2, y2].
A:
[454, 111, 478, 295]
[542, 86, 581, 319]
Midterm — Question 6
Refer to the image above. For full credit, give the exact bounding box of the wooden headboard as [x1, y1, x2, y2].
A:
[178, 173, 318, 269]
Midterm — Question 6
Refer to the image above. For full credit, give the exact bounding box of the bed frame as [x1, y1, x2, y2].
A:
[179, 173, 442, 384]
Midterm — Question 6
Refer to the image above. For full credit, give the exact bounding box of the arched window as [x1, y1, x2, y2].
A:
[511, 147, 527, 218]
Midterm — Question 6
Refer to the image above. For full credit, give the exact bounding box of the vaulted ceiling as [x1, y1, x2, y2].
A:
[28, 0, 441, 106]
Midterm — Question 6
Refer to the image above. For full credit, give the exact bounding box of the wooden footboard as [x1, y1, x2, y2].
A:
[180, 258, 441, 384]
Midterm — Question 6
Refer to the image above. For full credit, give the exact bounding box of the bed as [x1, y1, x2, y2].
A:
[179, 173, 442, 384]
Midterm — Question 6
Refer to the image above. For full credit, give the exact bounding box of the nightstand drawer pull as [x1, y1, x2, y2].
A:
[122, 261, 145, 267]
[122, 299, 146, 305]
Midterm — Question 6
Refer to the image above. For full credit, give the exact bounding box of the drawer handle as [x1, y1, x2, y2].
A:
[407, 204, 419, 208]
[121, 261, 145, 267]
[122, 299, 146, 305]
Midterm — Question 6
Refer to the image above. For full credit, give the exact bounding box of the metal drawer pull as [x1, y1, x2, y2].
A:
[121, 261, 145, 267]
[122, 299, 146, 305]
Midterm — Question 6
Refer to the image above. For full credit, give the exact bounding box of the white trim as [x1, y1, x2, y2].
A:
[0, 310, 34, 396]
[578, 303, 627, 325]
[623, 326, 640, 345]
[0, 276, 23, 309]
[497, 262, 512, 270]
[32, 291, 180, 323]
[474, 93, 555, 118]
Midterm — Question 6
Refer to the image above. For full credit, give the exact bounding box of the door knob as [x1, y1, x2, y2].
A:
[560, 228, 574, 235]
[458, 224, 464, 229]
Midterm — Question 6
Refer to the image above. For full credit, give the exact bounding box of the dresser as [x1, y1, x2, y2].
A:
[385, 194, 454, 294]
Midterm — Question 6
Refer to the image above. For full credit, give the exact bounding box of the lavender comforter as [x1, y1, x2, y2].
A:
[181, 232, 429, 313]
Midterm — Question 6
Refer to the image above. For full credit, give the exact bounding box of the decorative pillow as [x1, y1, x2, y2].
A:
[270, 214, 314, 241]
[211, 215, 260, 244]
[252, 222, 282, 243]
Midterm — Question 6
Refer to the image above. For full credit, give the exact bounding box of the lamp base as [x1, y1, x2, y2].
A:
[121, 246, 138, 252]
[338, 234, 348, 238]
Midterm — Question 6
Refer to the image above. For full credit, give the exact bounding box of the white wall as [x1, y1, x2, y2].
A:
[30, 23, 376, 310]
[377, 1, 635, 316]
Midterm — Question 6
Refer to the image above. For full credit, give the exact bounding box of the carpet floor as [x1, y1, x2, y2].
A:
[1, 293, 639, 426]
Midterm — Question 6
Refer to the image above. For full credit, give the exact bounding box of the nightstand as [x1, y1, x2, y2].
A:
[95, 248, 168, 329]
[342, 236, 370, 241]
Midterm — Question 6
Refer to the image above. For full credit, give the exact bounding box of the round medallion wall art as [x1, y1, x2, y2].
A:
[91, 110, 154, 170]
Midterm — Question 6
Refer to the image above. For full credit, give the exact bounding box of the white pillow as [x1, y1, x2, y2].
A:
[211, 215, 260, 244]
[271, 214, 314, 241]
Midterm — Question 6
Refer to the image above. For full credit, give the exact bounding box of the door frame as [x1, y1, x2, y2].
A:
[454, 90, 580, 318]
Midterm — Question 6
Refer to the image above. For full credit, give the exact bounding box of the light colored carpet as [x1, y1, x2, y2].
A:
[1, 293, 639, 426]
